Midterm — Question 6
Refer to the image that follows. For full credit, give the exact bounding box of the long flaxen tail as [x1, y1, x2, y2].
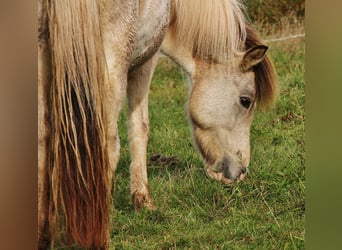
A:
[47, 0, 111, 248]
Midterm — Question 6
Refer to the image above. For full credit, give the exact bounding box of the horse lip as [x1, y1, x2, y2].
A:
[206, 162, 223, 173]
[205, 160, 223, 173]
[205, 154, 246, 180]
[241, 167, 247, 174]
[205, 156, 235, 174]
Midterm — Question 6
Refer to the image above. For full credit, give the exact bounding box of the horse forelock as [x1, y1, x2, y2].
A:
[173, 0, 247, 61]
[245, 24, 278, 110]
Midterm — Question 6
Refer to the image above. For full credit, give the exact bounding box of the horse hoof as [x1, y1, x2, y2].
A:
[132, 191, 156, 211]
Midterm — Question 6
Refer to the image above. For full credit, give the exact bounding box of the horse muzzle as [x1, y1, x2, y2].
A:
[205, 154, 247, 185]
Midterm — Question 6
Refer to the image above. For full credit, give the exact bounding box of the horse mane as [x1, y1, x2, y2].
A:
[172, 0, 247, 61]
[245, 24, 278, 110]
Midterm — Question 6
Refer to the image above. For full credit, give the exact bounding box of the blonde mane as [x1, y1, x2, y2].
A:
[173, 0, 247, 61]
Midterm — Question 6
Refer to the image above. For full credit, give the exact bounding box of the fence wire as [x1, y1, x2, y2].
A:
[265, 33, 305, 42]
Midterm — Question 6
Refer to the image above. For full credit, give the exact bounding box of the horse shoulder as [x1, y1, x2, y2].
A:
[129, 0, 170, 69]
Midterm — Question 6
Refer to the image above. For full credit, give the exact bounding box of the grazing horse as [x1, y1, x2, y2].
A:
[38, 0, 276, 248]
[161, 0, 276, 185]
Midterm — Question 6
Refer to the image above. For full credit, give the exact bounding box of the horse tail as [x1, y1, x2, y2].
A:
[47, 0, 111, 247]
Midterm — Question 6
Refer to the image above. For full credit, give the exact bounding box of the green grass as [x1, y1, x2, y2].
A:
[110, 38, 305, 249]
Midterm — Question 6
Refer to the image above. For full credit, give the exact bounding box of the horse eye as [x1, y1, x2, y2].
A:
[240, 97, 251, 109]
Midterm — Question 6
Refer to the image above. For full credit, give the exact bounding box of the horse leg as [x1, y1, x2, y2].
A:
[102, 45, 132, 190]
[102, 64, 126, 189]
[38, 44, 50, 249]
[100, 2, 140, 205]
[127, 53, 159, 210]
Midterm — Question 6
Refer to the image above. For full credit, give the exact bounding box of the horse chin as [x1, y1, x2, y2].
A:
[205, 156, 247, 185]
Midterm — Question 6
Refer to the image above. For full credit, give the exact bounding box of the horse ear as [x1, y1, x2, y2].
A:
[241, 45, 268, 71]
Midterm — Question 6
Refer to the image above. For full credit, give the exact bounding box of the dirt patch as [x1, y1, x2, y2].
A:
[149, 154, 180, 168]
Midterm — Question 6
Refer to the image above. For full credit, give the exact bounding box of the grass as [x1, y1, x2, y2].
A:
[109, 32, 305, 249]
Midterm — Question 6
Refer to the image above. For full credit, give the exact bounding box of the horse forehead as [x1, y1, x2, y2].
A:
[234, 70, 255, 83]
[194, 61, 254, 83]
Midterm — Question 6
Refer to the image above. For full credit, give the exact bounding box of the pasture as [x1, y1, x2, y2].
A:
[110, 32, 305, 248]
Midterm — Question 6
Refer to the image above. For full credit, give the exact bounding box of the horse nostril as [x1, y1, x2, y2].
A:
[241, 167, 247, 174]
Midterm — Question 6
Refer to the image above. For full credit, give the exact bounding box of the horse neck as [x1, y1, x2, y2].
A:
[160, 27, 196, 77]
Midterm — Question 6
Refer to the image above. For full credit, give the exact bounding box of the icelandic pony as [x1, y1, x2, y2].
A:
[38, 0, 276, 248]
[161, 0, 277, 185]
[38, 0, 169, 248]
